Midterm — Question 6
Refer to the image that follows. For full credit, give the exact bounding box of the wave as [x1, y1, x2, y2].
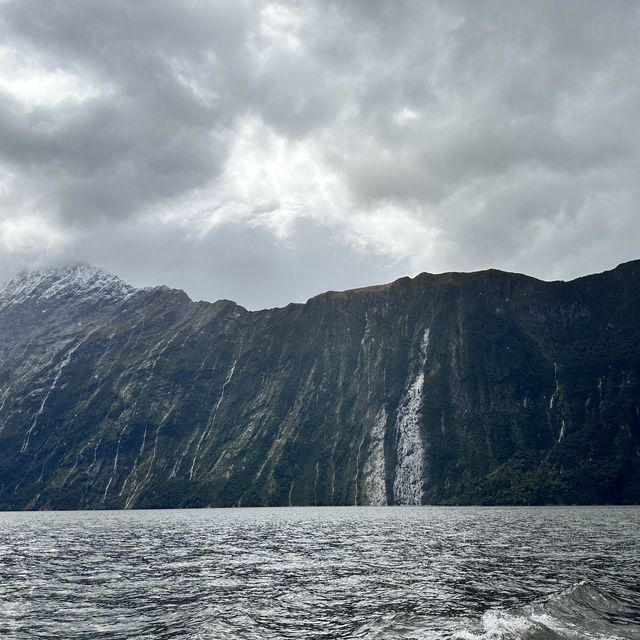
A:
[454, 581, 640, 640]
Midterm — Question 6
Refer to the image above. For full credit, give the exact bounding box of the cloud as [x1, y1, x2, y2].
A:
[0, 0, 639, 307]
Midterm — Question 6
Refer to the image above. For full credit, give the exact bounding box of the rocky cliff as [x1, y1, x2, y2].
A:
[0, 262, 639, 509]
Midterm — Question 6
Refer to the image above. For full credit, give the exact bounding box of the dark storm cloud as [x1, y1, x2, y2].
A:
[0, 0, 255, 224]
[324, 0, 640, 198]
[0, 0, 639, 307]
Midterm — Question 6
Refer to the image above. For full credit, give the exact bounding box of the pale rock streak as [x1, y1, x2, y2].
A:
[393, 328, 430, 505]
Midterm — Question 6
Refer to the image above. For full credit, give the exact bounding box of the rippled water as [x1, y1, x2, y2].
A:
[0, 507, 639, 639]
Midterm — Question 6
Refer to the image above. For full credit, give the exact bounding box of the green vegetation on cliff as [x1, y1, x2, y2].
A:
[0, 262, 639, 509]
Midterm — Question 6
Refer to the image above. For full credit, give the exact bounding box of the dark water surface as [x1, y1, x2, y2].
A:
[0, 506, 638, 639]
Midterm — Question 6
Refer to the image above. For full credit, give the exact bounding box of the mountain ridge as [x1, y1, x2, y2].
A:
[5, 258, 638, 312]
[0, 260, 639, 509]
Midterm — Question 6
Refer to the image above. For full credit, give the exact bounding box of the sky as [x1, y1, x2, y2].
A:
[0, 0, 639, 309]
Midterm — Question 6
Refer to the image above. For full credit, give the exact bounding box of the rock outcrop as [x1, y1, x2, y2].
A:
[0, 262, 639, 509]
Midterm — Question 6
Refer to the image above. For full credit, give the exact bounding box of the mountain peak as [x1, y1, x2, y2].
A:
[0, 263, 135, 310]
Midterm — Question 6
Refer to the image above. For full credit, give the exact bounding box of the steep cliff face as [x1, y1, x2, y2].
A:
[0, 262, 639, 509]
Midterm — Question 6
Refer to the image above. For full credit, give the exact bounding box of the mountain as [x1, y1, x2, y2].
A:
[0, 262, 639, 509]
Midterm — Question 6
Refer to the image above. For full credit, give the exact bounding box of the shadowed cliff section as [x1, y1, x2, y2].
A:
[0, 262, 639, 509]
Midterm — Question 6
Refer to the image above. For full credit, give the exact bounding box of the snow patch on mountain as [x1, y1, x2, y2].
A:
[0, 264, 135, 311]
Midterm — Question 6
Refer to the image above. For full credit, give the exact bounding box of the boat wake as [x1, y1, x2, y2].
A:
[455, 581, 640, 640]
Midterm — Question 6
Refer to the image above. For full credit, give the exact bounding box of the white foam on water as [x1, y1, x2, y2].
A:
[454, 581, 639, 640]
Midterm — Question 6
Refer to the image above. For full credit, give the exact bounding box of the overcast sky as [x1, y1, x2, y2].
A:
[0, 1, 639, 308]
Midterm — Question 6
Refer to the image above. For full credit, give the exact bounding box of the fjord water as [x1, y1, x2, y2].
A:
[0, 507, 638, 639]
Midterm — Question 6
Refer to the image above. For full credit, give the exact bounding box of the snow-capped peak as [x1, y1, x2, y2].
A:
[0, 264, 136, 311]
